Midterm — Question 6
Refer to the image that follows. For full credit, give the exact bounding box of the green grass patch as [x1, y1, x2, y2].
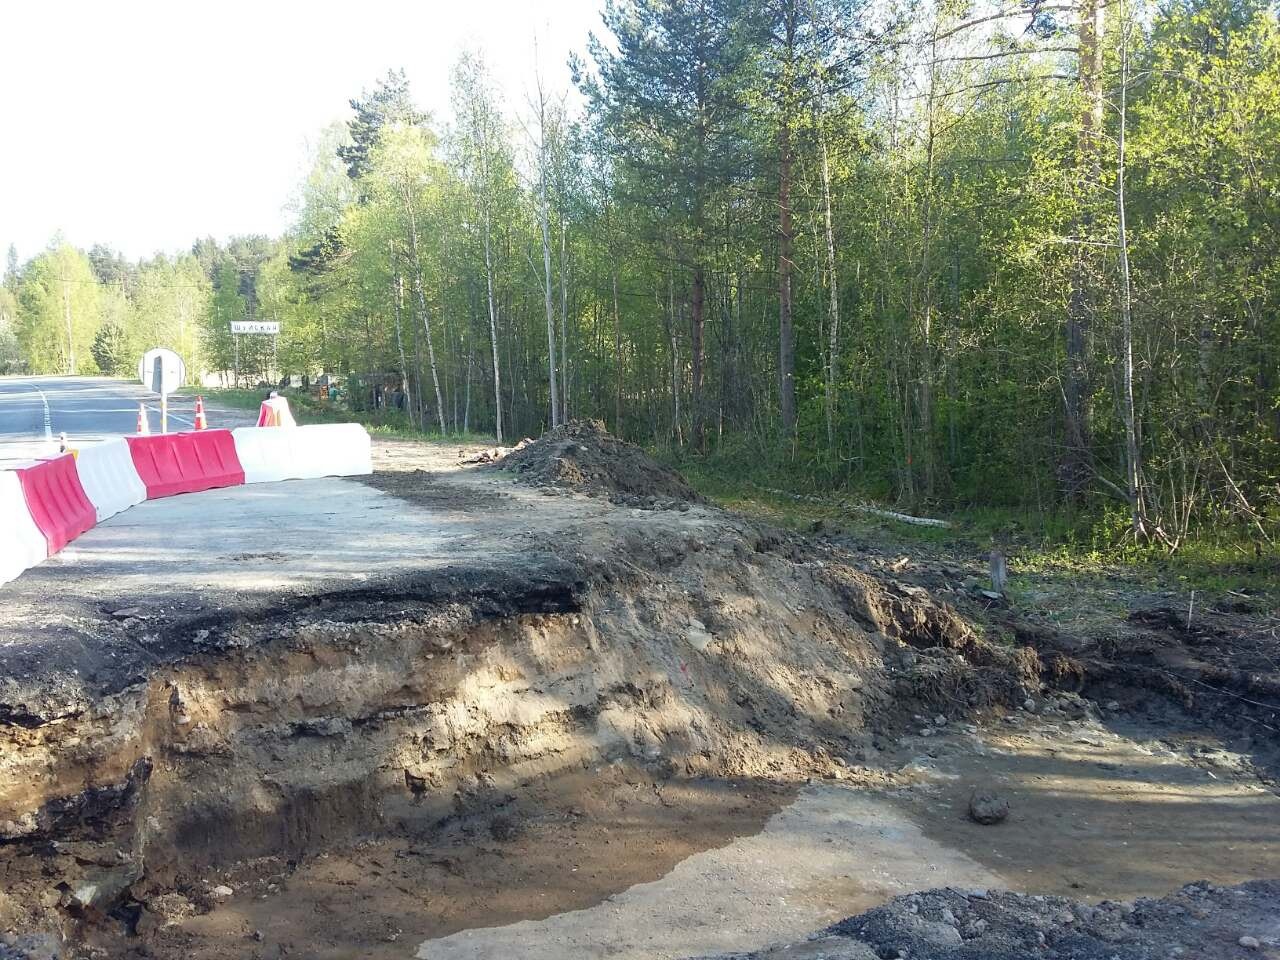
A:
[661, 442, 1278, 599]
[181, 386, 495, 445]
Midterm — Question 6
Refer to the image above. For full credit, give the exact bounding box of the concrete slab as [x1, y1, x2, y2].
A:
[28, 477, 471, 596]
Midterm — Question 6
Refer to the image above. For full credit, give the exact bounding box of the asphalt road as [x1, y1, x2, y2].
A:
[0, 376, 254, 466]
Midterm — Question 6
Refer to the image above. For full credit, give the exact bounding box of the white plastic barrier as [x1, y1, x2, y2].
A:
[0, 471, 50, 586]
[232, 424, 373, 484]
[73, 438, 147, 522]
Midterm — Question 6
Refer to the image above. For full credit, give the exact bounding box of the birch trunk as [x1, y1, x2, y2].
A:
[1064, 0, 1105, 496]
[481, 203, 503, 443]
[559, 220, 570, 419]
[391, 251, 413, 428]
[402, 188, 447, 433]
[1116, 0, 1143, 538]
[535, 80, 560, 428]
[820, 122, 841, 448]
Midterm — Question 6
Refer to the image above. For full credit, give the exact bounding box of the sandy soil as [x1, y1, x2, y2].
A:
[98, 710, 1280, 960]
[1, 427, 1277, 960]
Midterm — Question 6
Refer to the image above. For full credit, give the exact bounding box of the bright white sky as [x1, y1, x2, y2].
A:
[0, 0, 601, 267]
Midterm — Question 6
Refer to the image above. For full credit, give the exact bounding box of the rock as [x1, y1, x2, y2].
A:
[1238, 936, 1261, 949]
[209, 884, 234, 901]
[62, 860, 142, 911]
[686, 618, 713, 652]
[1022, 698, 1036, 712]
[968, 791, 1010, 825]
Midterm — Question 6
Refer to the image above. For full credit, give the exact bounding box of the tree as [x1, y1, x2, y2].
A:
[1062, 0, 1107, 498]
[91, 319, 129, 375]
[453, 52, 512, 442]
[15, 244, 102, 375]
[0, 287, 23, 373]
[208, 260, 246, 383]
[585, 0, 754, 449]
[338, 69, 424, 183]
[366, 124, 448, 433]
[532, 65, 563, 428]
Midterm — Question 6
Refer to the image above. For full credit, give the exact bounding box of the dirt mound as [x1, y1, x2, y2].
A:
[494, 419, 704, 506]
[694, 879, 1280, 959]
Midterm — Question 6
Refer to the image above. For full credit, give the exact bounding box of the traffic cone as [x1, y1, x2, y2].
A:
[136, 404, 150, 435]
[194, 395, 208, 430]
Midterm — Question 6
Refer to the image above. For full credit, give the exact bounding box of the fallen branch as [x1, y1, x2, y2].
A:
[754, 485, 951, 528]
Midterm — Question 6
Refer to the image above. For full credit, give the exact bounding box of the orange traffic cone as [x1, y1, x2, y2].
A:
[194, 395, 208, 430]
[136, 404, 150, 435]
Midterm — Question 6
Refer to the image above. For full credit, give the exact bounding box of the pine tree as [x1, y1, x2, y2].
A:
[585, 0, 753, 449]
[338, 69, 424, 183]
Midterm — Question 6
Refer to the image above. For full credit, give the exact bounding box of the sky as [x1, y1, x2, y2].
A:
[0, 0, 601, 268]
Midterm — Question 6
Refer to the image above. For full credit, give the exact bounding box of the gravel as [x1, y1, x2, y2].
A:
[690, 880, 1280, 960]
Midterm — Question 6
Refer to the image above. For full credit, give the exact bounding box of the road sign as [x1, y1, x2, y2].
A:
[230, 320, 281, 335]
[138, 348, 186, 396]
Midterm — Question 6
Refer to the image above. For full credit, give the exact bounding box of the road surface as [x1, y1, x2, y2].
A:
[0, 376, 255, 466]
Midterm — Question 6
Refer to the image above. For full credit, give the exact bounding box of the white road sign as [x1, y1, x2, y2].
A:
[231, 320, 281, 335]
[138, 348, 186, 395]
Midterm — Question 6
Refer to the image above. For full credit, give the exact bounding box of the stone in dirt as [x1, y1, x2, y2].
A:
[968, 791, 1010, 825]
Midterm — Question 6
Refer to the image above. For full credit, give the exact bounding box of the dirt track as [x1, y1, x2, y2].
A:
[0, 427, 1277, 959]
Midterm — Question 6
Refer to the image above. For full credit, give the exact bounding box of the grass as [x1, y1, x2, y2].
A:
[179, 386, 495, 445]
[664, 446, 1278, 599]
[187, 392, 1276, 597]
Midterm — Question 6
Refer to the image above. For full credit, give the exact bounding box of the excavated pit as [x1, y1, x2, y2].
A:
[2, 505, 1011, 956]
[1, 431, 1276, 959]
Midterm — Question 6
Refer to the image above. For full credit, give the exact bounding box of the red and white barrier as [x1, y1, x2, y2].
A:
[232, 424, 372, 484]
[0, 422, 372, 587]
[126, 429, 245, 499]
[74, 438, 147, 522]
[14, 454, 97, 555]
[0, 472, 49, 586]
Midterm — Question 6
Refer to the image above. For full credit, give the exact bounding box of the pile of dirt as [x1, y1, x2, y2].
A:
[694, 879, 1280, 959]
[492, 419, 704, 506]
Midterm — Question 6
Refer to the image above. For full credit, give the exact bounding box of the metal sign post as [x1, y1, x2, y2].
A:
[138, 348, 187, 434]
[229, 321, 281, 387]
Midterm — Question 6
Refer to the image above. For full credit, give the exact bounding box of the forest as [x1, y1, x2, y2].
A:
[2, 0, 1277, 552]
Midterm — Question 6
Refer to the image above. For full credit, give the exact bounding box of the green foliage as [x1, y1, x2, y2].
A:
[91, 319, 129, 375]
[14, 244, 103, 375]
[9, 0, 1278, 559]
[0, 287, 23, 374]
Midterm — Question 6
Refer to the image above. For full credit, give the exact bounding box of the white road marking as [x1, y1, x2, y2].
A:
[31, 383, 52, 441]
[144, 404, 194, 427]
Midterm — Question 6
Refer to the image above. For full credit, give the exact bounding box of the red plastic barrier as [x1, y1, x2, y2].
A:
[15, 454, 97, 556]
[126, 429, 246, 499]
